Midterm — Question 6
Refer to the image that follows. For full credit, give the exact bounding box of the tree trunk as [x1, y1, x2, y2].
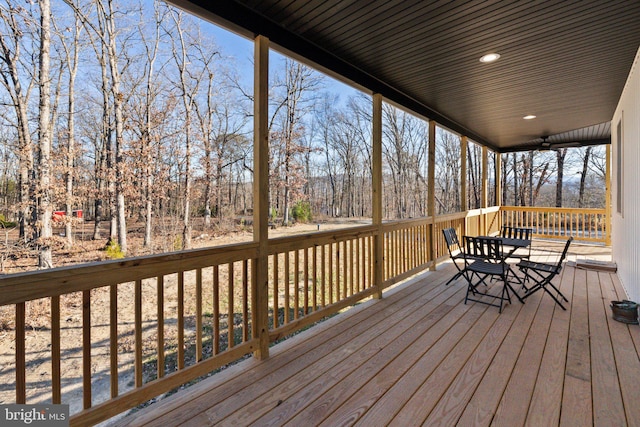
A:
[64, 15, 81, 246]
[555, 148, 567, 207]
[578, 146, 592, 208]
[93, 198, 103, 240]
[37, 0, 53, 268]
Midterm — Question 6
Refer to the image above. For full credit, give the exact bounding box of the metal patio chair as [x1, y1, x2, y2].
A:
[517, 237, 574, 310]
[501, 226, 533, 261]
[442, 228, 466, 286]
[462, 235, 525, 313]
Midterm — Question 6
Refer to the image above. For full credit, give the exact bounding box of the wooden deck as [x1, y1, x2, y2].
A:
[113, 242, 640, 427]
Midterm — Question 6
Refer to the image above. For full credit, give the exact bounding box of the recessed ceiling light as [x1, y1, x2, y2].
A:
[523, 115, 537, 120]
[479, 53, 500, 63]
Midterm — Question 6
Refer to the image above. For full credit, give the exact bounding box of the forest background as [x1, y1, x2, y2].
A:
[0, 0, 607, 273]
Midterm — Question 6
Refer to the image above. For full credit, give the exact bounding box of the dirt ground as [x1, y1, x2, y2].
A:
[0, 217, 369, 420]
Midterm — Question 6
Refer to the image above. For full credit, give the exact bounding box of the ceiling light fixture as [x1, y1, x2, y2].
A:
[479, 53, 500, 63]
[523, 115, 537, 120]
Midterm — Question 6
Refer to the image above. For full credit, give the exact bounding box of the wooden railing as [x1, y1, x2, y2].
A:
[0, 205, 606, 425]
[500, 206, 608, 244]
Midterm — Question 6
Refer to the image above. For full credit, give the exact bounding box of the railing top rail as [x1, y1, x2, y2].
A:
[0, 241, 259, 306]
[268, 224, 378, 253]
[500, 206, 606, 213]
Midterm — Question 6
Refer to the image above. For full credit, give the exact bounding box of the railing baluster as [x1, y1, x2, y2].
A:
[303, 247, 309, 315]
[348, 240, 353, 296]
[51, 296, 61, 404]
[273, 254, 279, 329]
[396, 229, 401, 276]
[213, 266, 220, 354]
[178, 272, 184, 369]
[284, 252, 290, 324]
[135, 279, 142, 388]
[362, 237, 367, 289]
[312, 245, 317, 311]
[294, 250, 300, 319]
[321, 245, 326, 307]
[196, 268, 203, 361]
[328, 244, 334, 304]
[228, 262, 234, 348]
[386, 231, 390, 281]
[370, 235, 374, 285]
[356, 238, 361, 293]
[16, 302, 25, 404]
[157, 276, 165, 379]
[109, 284, 118, 397]
[336, 243, 341, 301]
[82, 290, 91, 409]
[342, 240, 348, 298]
[242, 260, 249, 343]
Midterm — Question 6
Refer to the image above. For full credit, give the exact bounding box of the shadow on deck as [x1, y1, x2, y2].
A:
[113, 243, 640, 426]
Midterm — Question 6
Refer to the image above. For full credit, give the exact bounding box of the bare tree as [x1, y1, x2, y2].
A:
[65, 0, 131, 252]
[270, 59, 322, 225]
[167, 9, 212, 249]
[436, 130, 461, 214]
[36, 0, 53, 267]
[467, 142, 482, 209]
[578, 146, 592, 208]
[53, 3, 83, 246]
[0, 3, 36, 241]
[136, 0, 166, 248]
[380, 103, 430, 219]
[555, 148, 568, 207]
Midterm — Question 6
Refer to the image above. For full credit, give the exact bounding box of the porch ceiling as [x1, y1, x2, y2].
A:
[170, 0, 640, 153]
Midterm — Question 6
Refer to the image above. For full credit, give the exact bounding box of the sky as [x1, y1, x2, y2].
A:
[205, 18, 360, 105]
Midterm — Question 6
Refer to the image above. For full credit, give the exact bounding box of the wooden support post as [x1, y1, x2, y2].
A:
[496, 151, 503, 228]
[495, 151, 502, 207]
[372, 93, 383, 298]
[253, 35, 270, 359]
[461, 136, 468, 211]
[481, 145, 489, 234]
[605, 144, 612, 246]
[481, 145, 488, 209]
[428, 120, 436, 270]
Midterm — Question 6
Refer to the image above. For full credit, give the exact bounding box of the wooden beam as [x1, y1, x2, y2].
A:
[428, 121, 436, 270]
[372, 93, 383, 299]
[253, 35, 270, 359]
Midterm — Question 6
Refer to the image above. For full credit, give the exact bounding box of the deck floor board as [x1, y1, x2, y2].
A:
[115, 243, 640, 427]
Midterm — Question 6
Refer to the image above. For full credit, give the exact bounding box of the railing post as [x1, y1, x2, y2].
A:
[253, 35, 270, 359]
[372, 93, 383, 298]
[428, 120, 436, 270]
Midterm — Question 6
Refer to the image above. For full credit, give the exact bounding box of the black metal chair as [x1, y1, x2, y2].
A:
[501, 226, 533, 261]
[462, 236, 524, 313]
[516, 237, 573, 310]
[442, 228, 466, 286]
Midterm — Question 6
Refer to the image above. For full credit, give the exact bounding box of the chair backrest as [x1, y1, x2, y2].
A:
[463, 236, 503, 262]
[502, 226, 532, 240]
[544, 236, 574, 273]
[442, 228, 461, 256]
[556, 236, 574, 266]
